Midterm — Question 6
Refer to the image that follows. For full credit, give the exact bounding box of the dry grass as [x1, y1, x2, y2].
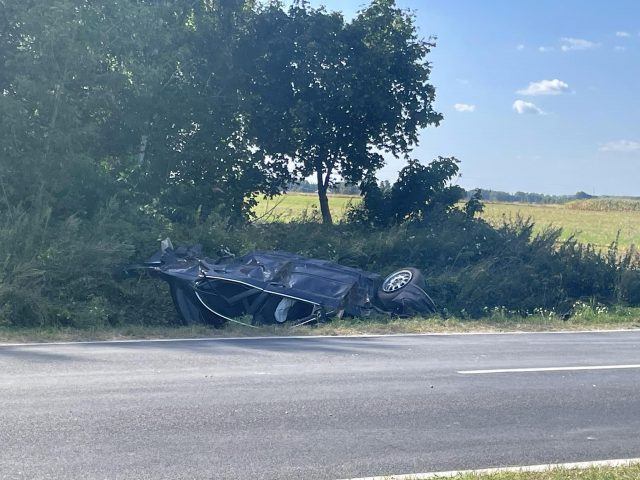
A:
[2, 309, 639, 343]
[434, 463, 640, 479]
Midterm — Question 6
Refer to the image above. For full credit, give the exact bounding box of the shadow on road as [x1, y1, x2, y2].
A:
[77, 335, 407, 356]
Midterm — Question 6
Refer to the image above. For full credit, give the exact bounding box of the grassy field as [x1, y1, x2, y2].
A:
[253, 193, 640, 249]
[254, 192, 358, 221]
[481, 202, 640, 249]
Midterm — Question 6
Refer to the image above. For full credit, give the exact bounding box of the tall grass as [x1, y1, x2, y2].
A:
[0, 198, 175, 328]
[567, 198, 640, 211]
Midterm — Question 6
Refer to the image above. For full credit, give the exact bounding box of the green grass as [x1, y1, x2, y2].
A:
[481, 202, 640, 250]
[2, 307, 638, 343]
[425, 463, 640, 479]
[253, 192, 359, 221]
[253, 194, 640, 249]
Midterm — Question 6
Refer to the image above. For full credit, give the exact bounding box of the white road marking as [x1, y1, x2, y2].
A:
[340, 457, 640, 480]
[458, 364, 640, 374]
[1, 328, 640, 348]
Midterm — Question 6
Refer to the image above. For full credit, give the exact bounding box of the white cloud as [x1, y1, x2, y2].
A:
[516, 44, 525, 51]
[560, 37, 599, 51]
[599, 140, 640, 153]
[512, 100, 545, 115]
[517, 79, 569, 96]
[454, 103, 475, 113]
[616, 31, 631, 38]
[614, 46, 627, 52]
[538, 46, 554, 53]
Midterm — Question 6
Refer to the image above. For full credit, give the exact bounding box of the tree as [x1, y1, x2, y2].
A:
[389, 157, 464, 223]
[0, 0, 291, 222]
[350, 157, 465, 226]
[99, 0, 292, 223]
[0, 0, 126, 216]
[464, 189, 484, 218]
[241, 0, 442, 224]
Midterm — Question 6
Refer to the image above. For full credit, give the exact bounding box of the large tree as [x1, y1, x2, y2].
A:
[0, 0, 127, 216]
[97, 0, 291, 222]
[0, 0, 290, 221]
[241, 0, 442, 224]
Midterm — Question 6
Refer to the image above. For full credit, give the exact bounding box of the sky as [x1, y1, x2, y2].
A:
[303, 0, 640, 196]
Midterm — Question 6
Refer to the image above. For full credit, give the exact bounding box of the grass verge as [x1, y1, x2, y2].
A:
[436, 463, 640, 479]
[1, 308, 639, 343]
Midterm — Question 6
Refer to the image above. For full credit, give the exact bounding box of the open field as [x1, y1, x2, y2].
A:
[481, 202, 640, 249]
[254, 192, 358, 221]
[253, 193, 640, 249]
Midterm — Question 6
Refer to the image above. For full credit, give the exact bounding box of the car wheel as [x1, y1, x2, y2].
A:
[377, 267, 425, 305]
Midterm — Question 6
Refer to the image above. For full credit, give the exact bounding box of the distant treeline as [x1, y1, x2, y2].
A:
[468, 190, 595, 204]
[289, 181, 597, 204]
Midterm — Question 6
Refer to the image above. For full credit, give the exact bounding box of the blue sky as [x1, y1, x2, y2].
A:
[304, 0, 640, 196]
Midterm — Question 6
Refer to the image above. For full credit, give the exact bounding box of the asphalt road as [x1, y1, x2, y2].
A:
[2, 331, 640, 480]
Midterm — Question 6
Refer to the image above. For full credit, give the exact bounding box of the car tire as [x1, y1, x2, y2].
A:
[377, 267, 425, 306]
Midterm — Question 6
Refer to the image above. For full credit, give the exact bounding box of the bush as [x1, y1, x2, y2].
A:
[349, 157, 467, 226]
[0, 198, 175, 328]
[187, 212, 639, 319]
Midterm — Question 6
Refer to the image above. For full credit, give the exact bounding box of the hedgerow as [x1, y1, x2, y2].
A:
[2, 193, 639, 328]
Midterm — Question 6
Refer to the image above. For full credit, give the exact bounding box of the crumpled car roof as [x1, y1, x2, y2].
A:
[198, 250, 381, 316]
[137, 244, 436, 326]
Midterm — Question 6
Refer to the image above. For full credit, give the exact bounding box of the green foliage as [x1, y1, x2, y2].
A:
[465, 189, 484, 218]
[350, 156, 466, 226]
[479, 190, 594, 204]
[254, 193, 640, 250]
[241, 0, 442, 223]
[148, 211, 639, 320]
[0, 198, 174, 328]
[297, 217, 635, 317]
[479, 202, 640, 250]
[0, 0, 293, 224]
[1, 198, 638, 327]
[0, 1, 119, 217]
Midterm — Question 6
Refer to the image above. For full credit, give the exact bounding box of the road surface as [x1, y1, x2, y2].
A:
[1, 331, 640, 479]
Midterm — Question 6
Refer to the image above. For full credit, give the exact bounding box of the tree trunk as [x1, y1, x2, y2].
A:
[316, 169, 333, 225]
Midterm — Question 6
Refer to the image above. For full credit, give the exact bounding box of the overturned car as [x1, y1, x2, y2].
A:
[139, 241, 436, 327]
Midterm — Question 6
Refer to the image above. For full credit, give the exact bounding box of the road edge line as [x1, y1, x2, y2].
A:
[2, 328, 640, 347]
[458, 364, 640, 374]
[339, 457, 640, 480]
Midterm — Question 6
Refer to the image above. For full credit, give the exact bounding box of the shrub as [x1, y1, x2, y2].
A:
[349, 157, 467, 226]
[0, 198, 174, 328]
[193, 212, 640, 318]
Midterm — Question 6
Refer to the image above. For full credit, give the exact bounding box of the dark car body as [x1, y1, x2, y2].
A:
[142, 242, 436, 327]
